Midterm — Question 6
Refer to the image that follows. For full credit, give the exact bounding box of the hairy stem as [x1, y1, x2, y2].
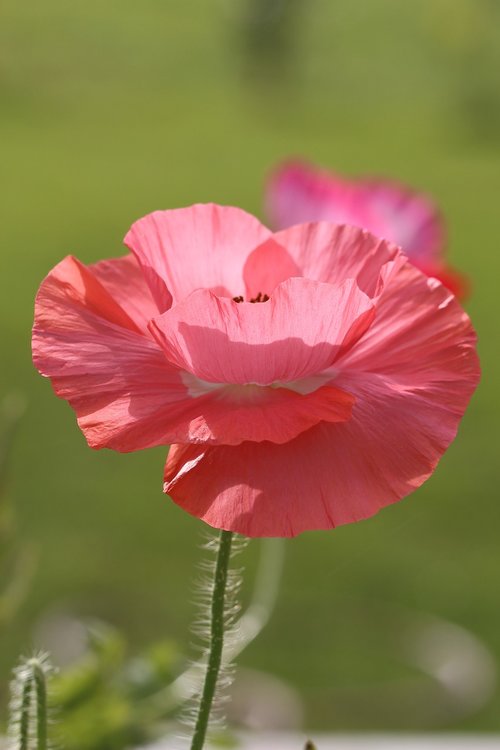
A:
[18, 675, 32, 750]
[190, 529, 233, 750]
[32, 662, 48, 750]
[8, 653, 52, 750]
[140, 539, 284, 721]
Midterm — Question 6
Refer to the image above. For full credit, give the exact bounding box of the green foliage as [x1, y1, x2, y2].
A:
[49, 621, 183, 750]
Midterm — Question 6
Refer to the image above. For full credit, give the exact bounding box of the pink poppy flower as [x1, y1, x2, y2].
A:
[32, 204, 479, 537]
[266, 160, 469, 299]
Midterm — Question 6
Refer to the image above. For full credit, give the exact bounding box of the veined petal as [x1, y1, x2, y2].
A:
[272, 222, 403, 299]
[90, 253, 161, 334]
[33, 257, 204, 451]
[124, 204, 271, 309]
[166, 381, 354, 445]
[163, 256, 479, 538]
[412, 260, 470, 300]
[33, 257, 356, 450]
[164, 358, 478, 537]
[148, 277, 375, 386]
[337, 260, 478, 387]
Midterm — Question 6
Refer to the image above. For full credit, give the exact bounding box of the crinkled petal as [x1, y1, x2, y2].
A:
[164, 360, 478, 537]
[164, 260, 479, 537]
[32, 256, 209, 451]
[336, 260, 478, 387]
[90, 253, 161, 334]
[124, 204, 271, 309]
[169, 381, 354, 445]
[148, 277, 375, 385]
[272, 221, 402, 298]
[412, 260, 470, 300]
[33, 257, 358, 450]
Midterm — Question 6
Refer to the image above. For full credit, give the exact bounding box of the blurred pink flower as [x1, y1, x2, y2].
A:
[33, 204, 479, 537]
[266, 160, 469, 299]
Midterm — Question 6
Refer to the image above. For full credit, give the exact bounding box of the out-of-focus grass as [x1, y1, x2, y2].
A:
[1, 0, 499, 731]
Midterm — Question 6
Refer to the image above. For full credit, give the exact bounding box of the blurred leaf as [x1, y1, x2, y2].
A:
[121, 639, 182, 700]
[49, 619, 184, 750]
[51, 621, 126, 711]
[55, 691, 144, 750]
[208, 730, 238, 748]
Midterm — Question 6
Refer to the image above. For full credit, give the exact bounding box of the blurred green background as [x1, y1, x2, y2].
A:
[1, 0, 499, 735]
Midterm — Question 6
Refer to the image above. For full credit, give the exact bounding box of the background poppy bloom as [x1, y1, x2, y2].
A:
[266, 160, 469, 299]
[32, 204, 479, 537]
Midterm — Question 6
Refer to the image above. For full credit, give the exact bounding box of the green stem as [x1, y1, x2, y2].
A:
[9, 654, 51, 750]
[18, 674, 32, 750]
[32, 662, 48, 750]
[190, 529, 233, 750]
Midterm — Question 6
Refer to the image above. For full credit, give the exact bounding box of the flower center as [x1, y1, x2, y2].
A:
[232, 291, 270, 304]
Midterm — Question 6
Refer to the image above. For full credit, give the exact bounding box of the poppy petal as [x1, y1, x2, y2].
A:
[165, 380, 354, 445]
[124, 204, 271, 310]
[272, 222, 402, 298]
[266, 160, 380, 231]
[164, 357, 477, 537]
[90, 253, 161, 334]
[148, 276, 375, 386]
[360, 178, 444, 263]
[243, 238, 302, 299]
[163, 259, 479, 537]
[32, 256, 201, 451]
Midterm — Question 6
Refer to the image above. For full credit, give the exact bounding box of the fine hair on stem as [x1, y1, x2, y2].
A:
[178, 529, 246, 747]
[8, 652, 56, 750]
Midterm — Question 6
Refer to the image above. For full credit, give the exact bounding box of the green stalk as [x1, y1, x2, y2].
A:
[190, 529, 233, 750]
[17, 675, 32, 750]
[32, 661, 48, 750]
[9, 653, 53, 750]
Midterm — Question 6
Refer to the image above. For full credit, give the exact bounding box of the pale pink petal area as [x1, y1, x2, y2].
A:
[148, 277, 375, 386]
[272, 222, 402, 298]
[91, 253, 161, 334]
[124, 204, 271, 309]
[32, 256, 209, 451]
[360, 179, 445, 263]
[242, 238, 302, 299]
[166, 382, 354, 445]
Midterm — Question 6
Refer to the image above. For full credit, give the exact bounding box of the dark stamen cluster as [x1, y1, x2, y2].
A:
[232, 292, 270, 304]
[250, 292, 270, 303]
